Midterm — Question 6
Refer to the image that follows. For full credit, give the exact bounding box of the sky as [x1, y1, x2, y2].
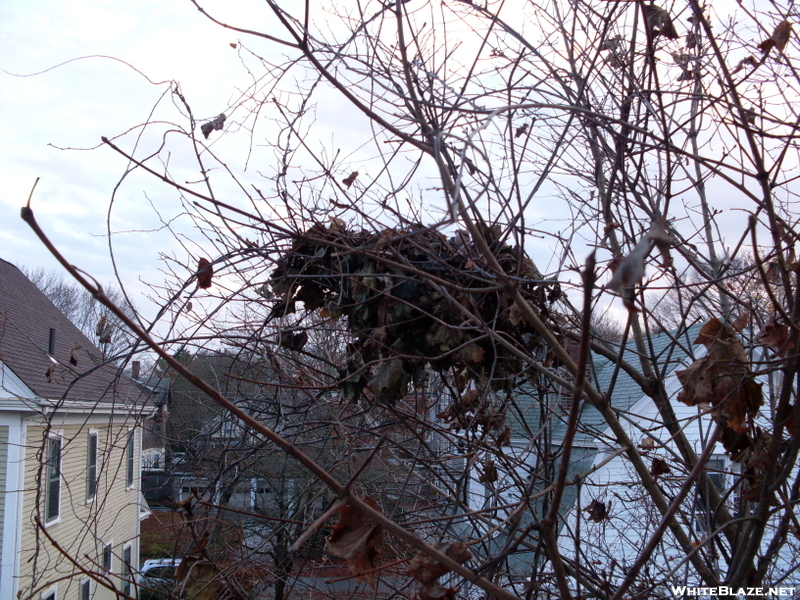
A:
[1, 0, 789, 331]
[1, 0, 278, 315]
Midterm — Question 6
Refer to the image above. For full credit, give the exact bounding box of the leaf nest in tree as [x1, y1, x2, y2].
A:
[269, 221, 560, 403]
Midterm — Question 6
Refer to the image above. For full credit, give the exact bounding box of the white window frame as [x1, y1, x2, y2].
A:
[44, 431, 62, 526]
[86, 428, 98, 502]
[41, 585, 57, 600]
[125, 429, 135, 489]
[101, 541, 113, 573]
[121, 542, 133, 596]
[79, 578, 91, 600]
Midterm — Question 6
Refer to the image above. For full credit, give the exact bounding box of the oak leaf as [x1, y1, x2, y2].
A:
[325, 496, 384, 588]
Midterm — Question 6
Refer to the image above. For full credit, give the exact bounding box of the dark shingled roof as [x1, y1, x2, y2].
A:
[0, 258, 142, 404]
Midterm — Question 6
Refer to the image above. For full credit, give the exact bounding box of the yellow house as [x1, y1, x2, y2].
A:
[0, 259, 149, 600]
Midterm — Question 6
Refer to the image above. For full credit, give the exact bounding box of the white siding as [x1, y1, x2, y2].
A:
[18, 416, 141, 600]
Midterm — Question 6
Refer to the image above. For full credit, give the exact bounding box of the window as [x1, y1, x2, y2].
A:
[45, 435, 61, 522]
[86, 431, 98, 500]
[122, 544, 133, 596]
[80, 579, 91, 600]
[102, 542, 113, 572]
[126, 430, 135, 488]
[42, 587, 56, 600]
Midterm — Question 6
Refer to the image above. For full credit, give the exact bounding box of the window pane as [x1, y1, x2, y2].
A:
[126, 431, 134, 488]
[102, 543, 112, 572]
[87, 433, 97, 500]
[80, 580, 90, 600]
[45, 437, 61, 521]
[122, 545, 132, 595]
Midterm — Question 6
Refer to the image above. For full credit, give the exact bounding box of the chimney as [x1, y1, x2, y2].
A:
[131, 361, 141, 380]
[48, 328, 56, 355]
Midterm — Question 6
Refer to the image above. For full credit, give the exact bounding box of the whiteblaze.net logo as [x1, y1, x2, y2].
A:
[670, 586, 796, 597]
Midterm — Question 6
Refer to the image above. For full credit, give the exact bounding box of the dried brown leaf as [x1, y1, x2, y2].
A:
[639, 436, 656, 450]
[731, 55, 760, 75]
[96, 315, 112, 343]
[514, 123, 529, 138]
[758, 316, 795, 356]
[496, 427, 512, 447]
[585, 499, 610, 522]
[650, 457, 671, 478]
[479, 460, 498, 483]
[677, 318, 763, 434]
[408, 541, 472, 600]
[200, 114, 226, 139]
[342, 171, 359, 188]
[732, 311, 751, 332]
[759, 20, 793, 54]
[196, 258, 214, 289]
[278, 329, 308, 351]
[325, 496, 384, 588]
[644, 5, 679, 40]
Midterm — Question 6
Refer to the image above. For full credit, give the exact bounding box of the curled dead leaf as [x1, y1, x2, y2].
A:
[96, 315, 113, 344]
[639, 436, 656, 450]
[606, 219, 671, 311]
[731, 55, 760, 74]
[644, 5, 679, 40]
[479, 460, 498, 484]
[731, 311, 751, 332]
[759, 20, 793, 54]
[196, 258, 214, 289]
[514, 123, 528, 138]
[650, 457, 671, 478]
[677, 318, 763, 435]
[757, 316, 795, 356]
[407, 541, 472, 600]
[200, 113, 226, 140]
[325, 496, 384, 588]
[585, 499, 610, 522]
[69, 346, 80, 367]
[342, 171, 359, 188]
[278, 329, 308, 351]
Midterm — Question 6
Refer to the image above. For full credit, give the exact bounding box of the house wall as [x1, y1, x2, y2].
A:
[0, 424, 8, 563]
[18, 415, 141, 600]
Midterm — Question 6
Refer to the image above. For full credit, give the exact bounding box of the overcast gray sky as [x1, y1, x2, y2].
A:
[1, 0, 270, 303]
